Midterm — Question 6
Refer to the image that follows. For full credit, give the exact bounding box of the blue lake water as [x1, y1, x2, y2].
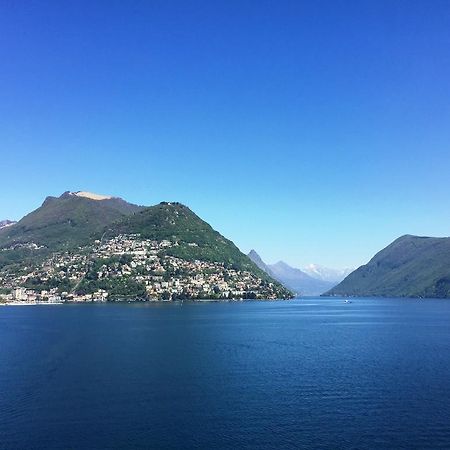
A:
[1, 298, 450, 449]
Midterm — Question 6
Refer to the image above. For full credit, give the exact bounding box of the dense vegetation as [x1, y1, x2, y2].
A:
[24, 276, 74, 293]
[0, 247, 50, 270]
[109, 202, 275, 281]
[0, 192, 143, 252]
[0, 195, 290, 298]
[70, 255, 146, 299]
[325, 235, 450, 298]
[76, 277, 147, 300]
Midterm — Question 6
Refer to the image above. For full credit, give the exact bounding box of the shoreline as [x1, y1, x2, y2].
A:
[0, 297, 293, 306]
[0, 301, 64, 306]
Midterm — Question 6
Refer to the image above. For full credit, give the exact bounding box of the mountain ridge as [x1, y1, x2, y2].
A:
[325, 234, 450, 298]
[302, 263, 354, 283]
[0, 192, 292, 301]
[247, 250, 335, 295]
[0, 191, 144, 252]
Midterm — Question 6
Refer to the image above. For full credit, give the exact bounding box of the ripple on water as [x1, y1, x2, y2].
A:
[1, 298, 450, 449]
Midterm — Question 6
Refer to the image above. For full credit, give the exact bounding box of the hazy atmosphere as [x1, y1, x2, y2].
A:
[1, 0, 449, 268]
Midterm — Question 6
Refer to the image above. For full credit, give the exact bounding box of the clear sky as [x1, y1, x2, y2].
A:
[1, 0, 449, 269]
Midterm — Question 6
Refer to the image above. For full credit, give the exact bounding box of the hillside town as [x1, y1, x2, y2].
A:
[0, 234, 287, 304]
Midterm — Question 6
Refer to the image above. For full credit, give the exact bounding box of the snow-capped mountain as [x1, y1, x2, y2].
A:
[302, 264, 354, 283]
[248, 250, 335, 296]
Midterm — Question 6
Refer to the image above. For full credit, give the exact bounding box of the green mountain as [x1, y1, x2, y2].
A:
[325, 235, 450, 298]
[0, 191, 142, 251]
[0, 191, 143, 271]
[108, 202, 261, 273]
[0, 194, 292, 301]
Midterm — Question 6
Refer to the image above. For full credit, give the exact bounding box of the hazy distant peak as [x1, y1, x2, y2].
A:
[247, 250, 269, 272]
[248, 249, 263, 262]
[247, 250, 337, 296]
[302, 263, 354, 283]
[271, 261, 291, 269]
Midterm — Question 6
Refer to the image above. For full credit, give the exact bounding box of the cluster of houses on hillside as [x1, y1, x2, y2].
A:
[0, 234, 285, 304]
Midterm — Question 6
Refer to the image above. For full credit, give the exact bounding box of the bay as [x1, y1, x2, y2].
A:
[1, 298, 450, 449]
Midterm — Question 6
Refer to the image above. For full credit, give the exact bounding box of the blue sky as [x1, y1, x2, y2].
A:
[1, 0, 449, 268]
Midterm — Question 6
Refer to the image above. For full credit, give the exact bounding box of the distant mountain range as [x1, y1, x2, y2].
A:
[0, 191, 291, 301]
[302, 264, 353, 283]
[247, 250, 343, 296]
[325, 235, 450, 298]
[2, 192, 448, 301]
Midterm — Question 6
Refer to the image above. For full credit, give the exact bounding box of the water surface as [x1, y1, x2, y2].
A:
[1, 298, 450, 449]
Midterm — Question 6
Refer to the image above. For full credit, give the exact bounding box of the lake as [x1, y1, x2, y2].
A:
[1, 298, 450, 449]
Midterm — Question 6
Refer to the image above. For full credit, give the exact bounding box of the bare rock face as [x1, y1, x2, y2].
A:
[69, 191, 114, 201]
[0, 220, 16, 229]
